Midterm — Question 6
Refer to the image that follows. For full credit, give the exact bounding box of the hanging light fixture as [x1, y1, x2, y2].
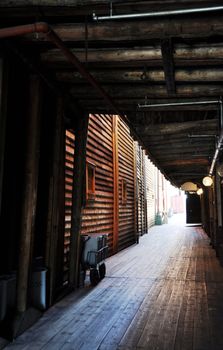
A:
[181, 182, 197, 191]
[202, 176, 213, 187]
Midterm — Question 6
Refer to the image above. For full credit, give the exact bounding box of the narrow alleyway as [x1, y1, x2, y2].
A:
[5, 214, 223, 350]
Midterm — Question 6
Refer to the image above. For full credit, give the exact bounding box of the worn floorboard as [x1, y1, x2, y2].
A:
[4, 214, 223, 350]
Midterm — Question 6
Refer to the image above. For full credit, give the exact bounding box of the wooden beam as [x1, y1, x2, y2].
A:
[132, 110, 217, 125]
[134, 119, 218, 135]
[16, 75, 42, 315]
[56, 68, 223, 84]
[140, 133, 217, 144]
[42, 44, 223, 67]
[154, 155, 210, 163]
[42, 47, 162, 64]
[70, 84, 223, 99]
[146, 144, 215, 152]
[161, 159, 209, 166]
[0, 0, 215, 6]
[144, 136, 215, 144]
[161, 39, 176, 95]
[24, 15, 223, 42]
[0, 0, 218, 6]
[143, 138, 215, 146]
[69, 112, 89, 288]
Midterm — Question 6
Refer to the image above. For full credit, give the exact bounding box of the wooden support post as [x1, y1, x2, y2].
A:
[215, 172, 222, 255]
[69, 112, 89, 288]
[216, 172, 222, 227]
[45, 97, 65, 305]
[212, 177, 217, 249]
[16, 76, 42, 316]
[208, 182, 216, 248]
[161, 39, 176, 96]
[0, 57, 8, 215]
[113, 116, 119, 253]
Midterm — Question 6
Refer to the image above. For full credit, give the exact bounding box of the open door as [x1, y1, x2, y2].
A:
[186, 193, 201, 224]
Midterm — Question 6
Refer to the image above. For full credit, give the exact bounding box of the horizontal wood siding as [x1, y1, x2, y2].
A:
[145, 156, 156, 228]
[81, 114, 114, 254]
[117, 117, 135, 250]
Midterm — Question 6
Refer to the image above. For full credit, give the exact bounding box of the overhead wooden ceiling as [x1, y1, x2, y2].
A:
[1, 0, 222, 187]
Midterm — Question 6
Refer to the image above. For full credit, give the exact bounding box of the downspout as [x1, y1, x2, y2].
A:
[0, 22, 122, 117]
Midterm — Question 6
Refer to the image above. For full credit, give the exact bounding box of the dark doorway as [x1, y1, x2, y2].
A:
[186, 193, 201, 224]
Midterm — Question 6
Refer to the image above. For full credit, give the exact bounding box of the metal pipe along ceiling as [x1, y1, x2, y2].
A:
[93, 6, 223, 21]
[138, 100, 220, 108]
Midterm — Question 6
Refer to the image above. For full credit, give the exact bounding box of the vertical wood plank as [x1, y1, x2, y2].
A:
[113, 115, 119, 253]
[45, 97, 65, 305]
[69, 112, 89, 287]
[0, 57, 8, 216]
[16, 75, 42, 314]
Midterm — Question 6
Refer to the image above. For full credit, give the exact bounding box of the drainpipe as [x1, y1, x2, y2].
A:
[0, 22, 122, 117]
[93, 5, 223, 21]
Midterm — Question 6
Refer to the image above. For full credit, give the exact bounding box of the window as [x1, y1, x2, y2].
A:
[122, 179, 127, 204]
[86, 162, 96, 201]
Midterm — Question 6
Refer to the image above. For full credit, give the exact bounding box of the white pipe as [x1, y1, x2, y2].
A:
[93, 6, 223, 21]
[189, 135, 216, 138]
[138, 100, 219, 108]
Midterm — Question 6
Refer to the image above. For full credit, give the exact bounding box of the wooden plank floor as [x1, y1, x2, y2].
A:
[5, 214, 223, 350]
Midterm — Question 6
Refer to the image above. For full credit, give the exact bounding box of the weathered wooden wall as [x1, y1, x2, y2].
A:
[65, 114, 136, 256]
[81, 114, 114, 252]
[81, 114, 137, 253]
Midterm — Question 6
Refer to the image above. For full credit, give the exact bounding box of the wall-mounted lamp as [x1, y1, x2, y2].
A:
[202, 176, 213, 187]
[197, 188, 204, 195]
